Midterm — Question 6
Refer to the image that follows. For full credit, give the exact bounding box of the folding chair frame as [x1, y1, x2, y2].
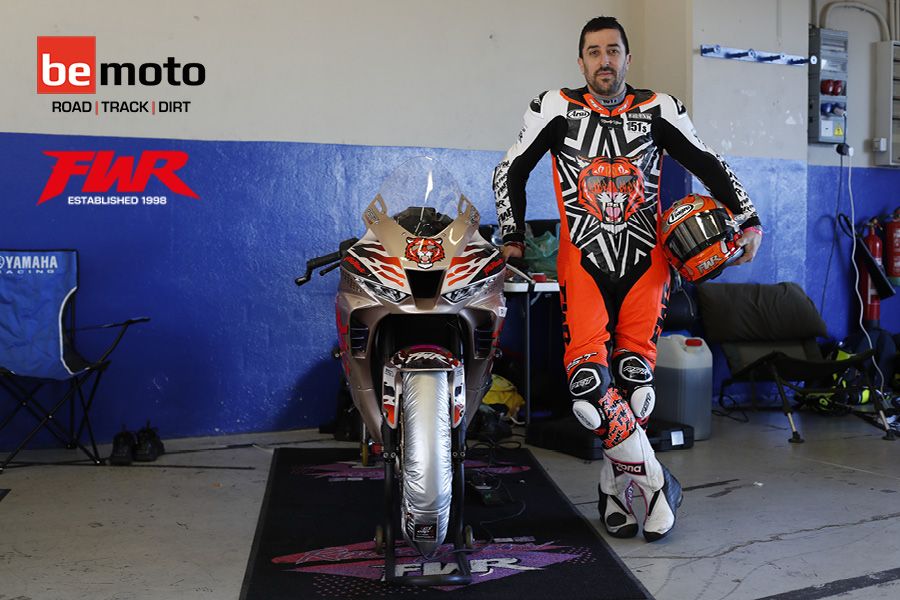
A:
[0, 363, 107, 471]
[719, 348, 896, 444]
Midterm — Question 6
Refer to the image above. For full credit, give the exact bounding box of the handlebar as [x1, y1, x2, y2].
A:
[504, 256, 534, 284]
[295, 237, 359, 286]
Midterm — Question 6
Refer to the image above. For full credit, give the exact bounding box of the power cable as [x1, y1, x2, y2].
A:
[819, 154, 844, 315]
[845, 153, 888, 392]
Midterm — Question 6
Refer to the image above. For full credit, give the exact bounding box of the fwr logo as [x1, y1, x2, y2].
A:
[38, 151, 199, 204]
[37, 36, 205, 94]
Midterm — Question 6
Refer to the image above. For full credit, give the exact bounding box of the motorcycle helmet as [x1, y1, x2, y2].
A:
[660, 194, 743, 283]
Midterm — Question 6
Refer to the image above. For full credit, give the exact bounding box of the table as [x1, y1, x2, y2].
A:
[502, 280, 560, 424]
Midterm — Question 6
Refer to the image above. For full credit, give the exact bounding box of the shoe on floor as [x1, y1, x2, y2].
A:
[641, 463, 683, 542]
[108, 427, 136, 466]
[134, 421, 165, 462]
[597, 481, 638, 538]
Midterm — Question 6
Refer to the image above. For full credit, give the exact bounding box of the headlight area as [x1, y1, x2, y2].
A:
[441, 276, 497, 304]
[356, 276, 411, 303]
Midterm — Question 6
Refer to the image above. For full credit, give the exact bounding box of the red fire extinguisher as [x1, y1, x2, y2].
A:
[857, 219, 882, 327]
[886, 209, 900, 286]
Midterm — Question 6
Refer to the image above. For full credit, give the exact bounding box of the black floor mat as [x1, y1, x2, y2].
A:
[240, 446, 652, 599]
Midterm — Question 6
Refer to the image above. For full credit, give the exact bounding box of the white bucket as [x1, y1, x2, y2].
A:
[654, 334, 713, 440]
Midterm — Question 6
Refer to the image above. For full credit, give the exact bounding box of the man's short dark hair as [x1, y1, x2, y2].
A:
[579, 16, 630, 57]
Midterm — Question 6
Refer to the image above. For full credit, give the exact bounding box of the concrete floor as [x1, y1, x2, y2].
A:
[0, 409, 898, 600]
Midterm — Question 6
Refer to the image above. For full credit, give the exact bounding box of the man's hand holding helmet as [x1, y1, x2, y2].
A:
[732, 226, 762, 265]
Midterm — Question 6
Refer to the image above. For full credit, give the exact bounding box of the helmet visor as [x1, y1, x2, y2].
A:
[667, 209, 731, 262]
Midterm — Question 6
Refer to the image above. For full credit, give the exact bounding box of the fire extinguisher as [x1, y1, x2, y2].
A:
[886, 208, 900, 286]
[857, 219, 882, 328]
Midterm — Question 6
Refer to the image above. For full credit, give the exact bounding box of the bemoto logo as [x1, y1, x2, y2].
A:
[37, 36, 205, 94]
[38, 37, 96, 94]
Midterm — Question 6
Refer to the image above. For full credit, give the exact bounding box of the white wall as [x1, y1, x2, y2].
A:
[686, 0, 896, 167]
[690, 0, 810, 162]
[1, 0, 637, 151]
[6, 0, 894, 165]
[630, 0, 693, 108]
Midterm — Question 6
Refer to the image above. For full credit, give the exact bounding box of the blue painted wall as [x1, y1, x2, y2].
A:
[807, 164, 899, 339]
[1, 131, 898, 448]
[0, 132, 559, 448]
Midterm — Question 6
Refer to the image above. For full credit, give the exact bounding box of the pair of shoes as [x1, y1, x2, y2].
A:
[597, 464, 683, 542]
[107, 422, 165, 465]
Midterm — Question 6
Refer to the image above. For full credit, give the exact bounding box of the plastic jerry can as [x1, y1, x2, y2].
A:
[653, 334, 713, 440]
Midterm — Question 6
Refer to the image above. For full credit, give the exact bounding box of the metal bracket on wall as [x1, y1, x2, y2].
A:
[700, 44, 816, 66]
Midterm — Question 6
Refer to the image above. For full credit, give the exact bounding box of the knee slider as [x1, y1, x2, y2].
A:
[572, 400, 606, 431]
[612, 351, 655, 420]
[569, 363, 611, 432]
[629, 386, 655, 422]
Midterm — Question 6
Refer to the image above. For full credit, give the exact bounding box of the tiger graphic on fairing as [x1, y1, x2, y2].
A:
[404, 237, 445, 269]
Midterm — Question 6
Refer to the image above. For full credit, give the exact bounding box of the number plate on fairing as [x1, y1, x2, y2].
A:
[451, 364, 465, 427]
[382, 366, 398, 428]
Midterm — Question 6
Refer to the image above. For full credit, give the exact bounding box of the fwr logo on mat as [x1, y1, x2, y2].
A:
[37, 36, 205, 94]
[38, 150, 199, 206]
[272, 538, 587, 586]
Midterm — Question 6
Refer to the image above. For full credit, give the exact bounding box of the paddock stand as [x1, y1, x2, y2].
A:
[375, 423, 473, 586]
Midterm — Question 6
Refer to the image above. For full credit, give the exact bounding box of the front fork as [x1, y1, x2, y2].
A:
[381, 421, 471, 586]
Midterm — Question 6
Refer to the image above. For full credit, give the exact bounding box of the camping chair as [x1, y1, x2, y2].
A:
[697, 281, 894, 443]
[0, 249, 148, 472]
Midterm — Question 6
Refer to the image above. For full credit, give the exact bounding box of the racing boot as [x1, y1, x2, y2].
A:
[568, 373, 643, 540]
[638, 463, 683, 542]
[602, 411, 681, 541]
[597, 459, 638, 538]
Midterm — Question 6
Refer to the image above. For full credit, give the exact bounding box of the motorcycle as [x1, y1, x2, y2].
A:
[295, 157, 507, 585]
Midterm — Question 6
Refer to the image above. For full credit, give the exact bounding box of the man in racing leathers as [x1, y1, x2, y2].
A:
[493, 16, 762, 541]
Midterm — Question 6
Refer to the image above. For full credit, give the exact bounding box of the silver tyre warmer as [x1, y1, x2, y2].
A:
[400, 371, 453, 558]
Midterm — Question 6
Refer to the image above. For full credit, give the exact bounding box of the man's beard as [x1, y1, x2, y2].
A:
[588, 68, 625, 97]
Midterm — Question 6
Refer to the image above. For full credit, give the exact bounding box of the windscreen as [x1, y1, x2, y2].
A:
[376, 157, 463, 237]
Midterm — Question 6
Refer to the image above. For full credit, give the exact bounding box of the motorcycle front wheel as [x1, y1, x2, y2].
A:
[399, 370, 453, 557]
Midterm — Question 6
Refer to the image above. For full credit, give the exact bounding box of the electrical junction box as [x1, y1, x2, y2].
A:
[874, 41, 900, 167]
[809, 26, 849, 144]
